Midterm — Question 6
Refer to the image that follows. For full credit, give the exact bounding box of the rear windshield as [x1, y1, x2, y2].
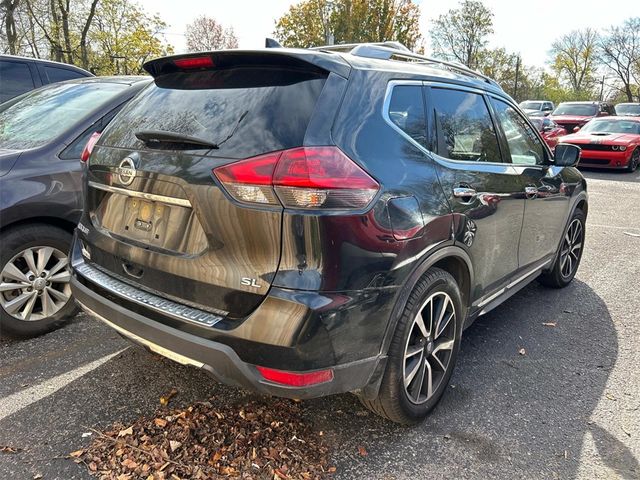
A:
[520, 101, 542, 110]
[100, 67, 328, 158]
[615, 104, 640, 115]
[553, 104, 597, 116]
[0, 82, 128, 150]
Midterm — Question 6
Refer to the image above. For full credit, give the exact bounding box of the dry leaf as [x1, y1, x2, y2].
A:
[118, 426, 134, 437]
[542, 322, 556, 327]
[69, 449, 84, 458]
[169, 440, 182, 452]
[160, 388, 178, 406]
[358, 446, 368, 457]
[154, 418, 168, 428]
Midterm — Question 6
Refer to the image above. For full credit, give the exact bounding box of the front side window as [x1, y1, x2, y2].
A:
[388, 85, 427, 148]
[429, 88, 501, 162]
[491, 98, 545, 165]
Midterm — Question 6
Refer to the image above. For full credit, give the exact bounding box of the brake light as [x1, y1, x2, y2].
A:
[213, 147, 379, 210]
[256, 366, 334, 387]
[173, 56, 214, 69]
[81, 131, 101, 163]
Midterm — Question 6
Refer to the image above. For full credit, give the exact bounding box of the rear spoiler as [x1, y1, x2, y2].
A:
[143, 49, 351, 79]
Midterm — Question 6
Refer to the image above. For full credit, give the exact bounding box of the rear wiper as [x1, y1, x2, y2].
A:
[134, 130, 218, 149]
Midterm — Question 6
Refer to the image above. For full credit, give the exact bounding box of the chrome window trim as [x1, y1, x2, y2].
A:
[88, 181, 192, 208]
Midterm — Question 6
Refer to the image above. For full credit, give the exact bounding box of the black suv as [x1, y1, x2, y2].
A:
[0, 55, 93, 103]
[70, 43, 587, 424]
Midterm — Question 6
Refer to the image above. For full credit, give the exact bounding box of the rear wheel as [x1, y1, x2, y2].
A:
[360, 268, 463, 424]
[0, 225, 77, 337]
[539, 209, 586, 288]
[627, 148, 639, 173]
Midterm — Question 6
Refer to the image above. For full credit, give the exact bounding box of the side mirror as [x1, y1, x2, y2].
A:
[554, 143, 581, 167]
[573, 126, 580, 132]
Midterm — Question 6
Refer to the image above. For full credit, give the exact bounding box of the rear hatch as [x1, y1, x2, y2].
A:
[84, 52, 337, 319]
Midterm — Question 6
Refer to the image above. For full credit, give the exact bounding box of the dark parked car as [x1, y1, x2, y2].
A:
[0, 76, 150, 337]
[0, 55, 93, 103]
[70, 43, 587, 424]
[550, 101, 615, 133]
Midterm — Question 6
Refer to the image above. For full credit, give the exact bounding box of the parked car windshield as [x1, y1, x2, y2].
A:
[0, 81, 128, 150]
[580, 119, 640, 134]
[520, 101, 542, 110]
[615, 104, 640, 116]
[552, 104, 597, 116]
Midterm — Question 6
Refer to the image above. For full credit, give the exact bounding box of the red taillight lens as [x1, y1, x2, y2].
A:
[213, 147, 379, 210]
[256, 366, 334, 387]
[174, 56, 214, 69]
[80, 131, 101, 163]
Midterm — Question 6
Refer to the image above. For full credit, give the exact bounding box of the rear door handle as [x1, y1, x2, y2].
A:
[453, 186, 477, 203]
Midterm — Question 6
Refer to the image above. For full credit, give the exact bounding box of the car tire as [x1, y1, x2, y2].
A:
[538, 209, 586, 289]
[0, 224, 78, 337]
[360, 267, 463, 424]
[627, 148, 639, 173]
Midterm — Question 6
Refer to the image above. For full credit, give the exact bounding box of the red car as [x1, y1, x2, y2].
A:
[559, 116, 640, 171]
[529, 115, 568, 149]
[550, 101, 615, 134]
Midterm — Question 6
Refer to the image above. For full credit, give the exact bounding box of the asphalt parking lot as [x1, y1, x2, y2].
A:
[1, 168, 638, 480]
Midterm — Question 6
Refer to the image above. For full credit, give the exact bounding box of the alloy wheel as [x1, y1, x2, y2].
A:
[0, 246, 72, 321]
[560, 219, 583, 278]
[403, 291, 456, 404]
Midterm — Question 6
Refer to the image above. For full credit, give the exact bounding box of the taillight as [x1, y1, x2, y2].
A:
[80, 131, 101, 163]
[174, 56, 214, 69]
[256, 366, 334, 387]
[213, 147, 379, 210]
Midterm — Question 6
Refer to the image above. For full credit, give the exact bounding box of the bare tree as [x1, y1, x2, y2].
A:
[185, 15, 238, 52]
[599, 18, 640, 102]
[1, 0, 21, 54]
[429, 0, 493, 70]
[550, 28, 599, 96]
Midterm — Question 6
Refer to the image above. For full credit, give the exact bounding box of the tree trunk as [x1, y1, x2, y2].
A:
[2, 0, 21, 55]
[80, 0, 99, 69]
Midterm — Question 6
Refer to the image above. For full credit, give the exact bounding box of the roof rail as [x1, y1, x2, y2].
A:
[310, 41, 410, 53]
[314, 42, 501, 89]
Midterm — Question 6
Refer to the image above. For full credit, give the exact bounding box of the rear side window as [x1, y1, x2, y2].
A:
[0, 61, 35, 100]
[491, 98, 545, 165]
[44, 66, 84, 83]
[101, 67, 327, 158]
[387, 85, 427, 148]
[429, 88, 501, 162]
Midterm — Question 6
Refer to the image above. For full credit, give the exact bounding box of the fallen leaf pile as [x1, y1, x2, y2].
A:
[72, 398, 334, 479]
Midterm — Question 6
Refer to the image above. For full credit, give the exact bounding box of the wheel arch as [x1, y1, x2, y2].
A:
[381, 245, 474, 355]
[0, 216, 77, 235]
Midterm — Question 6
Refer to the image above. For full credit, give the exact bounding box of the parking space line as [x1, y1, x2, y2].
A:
[587, 223, 640, 231]
[0, 349, 127, 422]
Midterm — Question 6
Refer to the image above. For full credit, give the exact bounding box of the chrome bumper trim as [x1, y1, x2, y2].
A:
[74, 261, 223, 327]
[88, 181, 192, 208]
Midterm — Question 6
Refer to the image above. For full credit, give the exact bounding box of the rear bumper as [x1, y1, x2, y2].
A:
[70, 238, 391, 399]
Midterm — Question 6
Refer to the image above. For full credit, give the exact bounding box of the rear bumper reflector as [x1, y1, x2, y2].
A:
[256, 366, 334, 387]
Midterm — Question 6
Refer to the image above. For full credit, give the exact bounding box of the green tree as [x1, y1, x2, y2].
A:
[550, 28, 599, 98]
[89, 0, 173, 75]
[274, 0, 422, 50]
[429, 0, 493, 70]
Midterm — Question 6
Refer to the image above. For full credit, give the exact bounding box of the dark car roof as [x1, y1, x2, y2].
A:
[558, 101, 609, 105]
[0, 54, 93, 76]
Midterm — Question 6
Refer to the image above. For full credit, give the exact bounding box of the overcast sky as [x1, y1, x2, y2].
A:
[138, 0, 635, 68]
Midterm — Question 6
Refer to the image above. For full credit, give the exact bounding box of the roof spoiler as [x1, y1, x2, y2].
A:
[143, 50, 351, 79]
